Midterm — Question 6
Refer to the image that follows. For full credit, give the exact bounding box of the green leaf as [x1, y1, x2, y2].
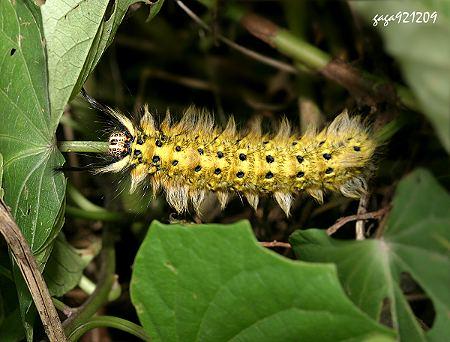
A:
[41, 0, 142, 126]
[290, 169, 450, 341]
[44, 235, 85, 297]
[146, 0, 166, 22]
[0, 0, 65, 257]
[131, 220, 395, 341]
[0, 6, 66, 335]
[350, 1, 450, 153]
[1, 1, 144, 338]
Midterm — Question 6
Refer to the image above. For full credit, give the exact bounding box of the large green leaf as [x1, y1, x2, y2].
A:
[350, 1, 450, 153]
[290, 169, 450, 341]
[131, 220, 395, 341]
[1, 1, 144, 338]
[0, 0, 65, 257]
[41, 0, 142, 126]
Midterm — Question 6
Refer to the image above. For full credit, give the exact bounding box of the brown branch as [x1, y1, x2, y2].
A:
[0, 199, 66, 341]
[327, 206, 391, 236]
[260, 241, 291, 248]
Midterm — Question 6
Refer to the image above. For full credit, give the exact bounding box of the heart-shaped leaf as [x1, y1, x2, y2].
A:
[0, 0, 65, 261]
[131, 220, 395, 341]
[290, 169, 450, 341]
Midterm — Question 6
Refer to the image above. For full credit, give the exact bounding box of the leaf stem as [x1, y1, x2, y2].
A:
[67, 316, 150, 341]
[78, 274, 122, 302]
[273, 29, 331, 70]
[374, 114, 409, 143]
[65, 206, 125, 222]
[58, 141, 109, 153]
[67, 183, 105, 212]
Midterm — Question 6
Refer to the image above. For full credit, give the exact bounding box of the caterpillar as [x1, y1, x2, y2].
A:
[94, 103, 377, 216]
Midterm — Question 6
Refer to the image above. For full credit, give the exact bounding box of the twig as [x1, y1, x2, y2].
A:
[0, 199, 66, 341]
[355, 193, 369, 240]
[260, 241, 291, 248]
[175, 0, 298, 74]
[327, 206, 390, 236]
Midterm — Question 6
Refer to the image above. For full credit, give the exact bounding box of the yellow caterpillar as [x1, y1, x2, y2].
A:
[97, 105, 377, 216]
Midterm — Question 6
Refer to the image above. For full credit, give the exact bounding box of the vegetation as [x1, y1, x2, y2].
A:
[0, 0, 448, 341]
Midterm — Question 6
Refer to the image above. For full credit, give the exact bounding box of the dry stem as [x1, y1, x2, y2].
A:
[260, 241, 291, 248]
[0, 199, 66, 341]
[327, 206, 390, 236]
[355, 193, 369, 240]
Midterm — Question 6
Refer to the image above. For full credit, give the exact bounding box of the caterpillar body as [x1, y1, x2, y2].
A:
[98, 106, 377, 216]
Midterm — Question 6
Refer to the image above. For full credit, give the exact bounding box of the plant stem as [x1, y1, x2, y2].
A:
[274, 29, 331, 70]
[78, 275, 97, 295]
[58, 141, 109, 153]
[63, 226, 116, 336]
[52, 298, 75, 317]
[78, 274, 122, 302]
[67, 316, 150, 341]
[374, 113, 409, 143]
[197, 1, 420, 112]
[65, 206, 125, 222]
[67, 183, 106, 212]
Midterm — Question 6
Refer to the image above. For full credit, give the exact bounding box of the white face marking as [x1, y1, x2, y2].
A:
[109, 131, 129, 158]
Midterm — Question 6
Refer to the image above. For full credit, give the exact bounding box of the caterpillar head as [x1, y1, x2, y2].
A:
[94, 111, 137, 174]
[108, 131, 132, 159]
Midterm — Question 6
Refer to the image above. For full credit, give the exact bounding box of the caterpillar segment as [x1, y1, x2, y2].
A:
[98, 106, 377, 216]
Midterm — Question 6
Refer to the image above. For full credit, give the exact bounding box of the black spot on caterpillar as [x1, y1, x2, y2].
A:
[95, 105, 377, 216]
